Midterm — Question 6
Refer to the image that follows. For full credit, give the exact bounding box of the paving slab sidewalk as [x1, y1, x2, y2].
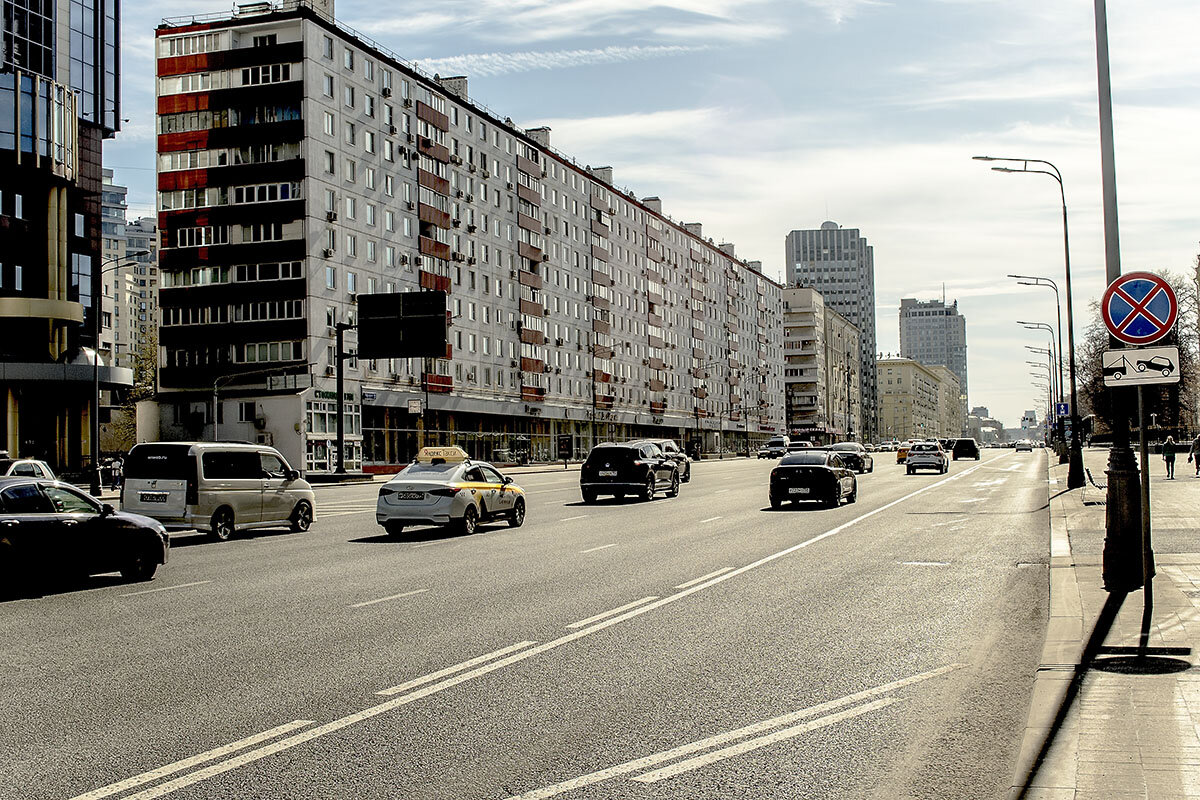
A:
[1011, 446, 1200, 799]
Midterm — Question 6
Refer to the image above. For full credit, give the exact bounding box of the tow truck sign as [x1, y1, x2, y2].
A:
[1102, 346, 1180, 387]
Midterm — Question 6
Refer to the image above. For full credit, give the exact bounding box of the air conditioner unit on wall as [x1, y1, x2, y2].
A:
[381, 86, 392, 97]
[322, 248, 334, 258]
[325, 365, 335, 376]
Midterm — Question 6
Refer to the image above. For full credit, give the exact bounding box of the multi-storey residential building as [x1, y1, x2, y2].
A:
[876, 357, 945, 442]
[899, 296, 968, 418]
[782, 287, 860, 444]
[784, 221, 877, 440]
[926, 364, 964, 438]
[153, 1, 785, 472]
[0, 0, 129, 470]
[125, 216, 161, 336]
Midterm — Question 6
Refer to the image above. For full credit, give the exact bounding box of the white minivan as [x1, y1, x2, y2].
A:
[121, 442, 315, 541]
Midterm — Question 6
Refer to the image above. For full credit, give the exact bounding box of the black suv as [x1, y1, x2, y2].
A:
[951, 438, 981, 460]
[630, 438, 692, 482]
[580, 442, 680, 503]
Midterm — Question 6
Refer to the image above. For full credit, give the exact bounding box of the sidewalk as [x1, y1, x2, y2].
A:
[1012, 447, 1200, 799]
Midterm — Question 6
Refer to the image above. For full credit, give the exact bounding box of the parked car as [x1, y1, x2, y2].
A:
[769, 451, 857, 508]
[0, 459, 55, 480]
[376, 447, 525, 536]
[0, 478, 169, 594]
[121, 442, 315, 541]
[951, 438, 981, 461]
[906, 441, 949, 474]
[828, 442, 873, 473]
[632, 438, 692, 482]
[580, 442, 680, 503]
[761, 436, 790, 459]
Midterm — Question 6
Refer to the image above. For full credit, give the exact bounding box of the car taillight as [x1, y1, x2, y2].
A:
[429, 487, 461, 497]
[378, 486, 394, 497]
[770, 469, 779, 480]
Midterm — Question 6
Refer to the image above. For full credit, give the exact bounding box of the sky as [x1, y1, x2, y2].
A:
[106, 0, 1200, 429]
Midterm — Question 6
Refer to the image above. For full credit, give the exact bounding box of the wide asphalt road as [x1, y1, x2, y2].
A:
[1, 448, 1050, 800]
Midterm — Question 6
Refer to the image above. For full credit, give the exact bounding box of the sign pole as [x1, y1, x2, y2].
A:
[334, 322, 353, 474]
[1137, 385, 1155, 654]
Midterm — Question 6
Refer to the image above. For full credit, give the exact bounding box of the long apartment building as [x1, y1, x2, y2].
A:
[782, 287, 860, 444]
[153, 0, 785, 472]
[876, 356, 960, 442]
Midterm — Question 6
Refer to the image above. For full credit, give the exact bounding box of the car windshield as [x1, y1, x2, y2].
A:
[125, 445, 193, 480]
[400, 462, 461, 477]
[781, 453, 829, 466]
[912, 444, 938, 452]
[586, 447, 637, 464]
[829, 443, 859, 451]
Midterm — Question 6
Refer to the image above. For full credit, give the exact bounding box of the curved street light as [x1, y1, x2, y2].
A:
[1010, 275, 1065, 423]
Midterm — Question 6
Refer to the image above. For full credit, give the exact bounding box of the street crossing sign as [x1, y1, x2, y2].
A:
[1101, 272, 1177, 345]
[1102, 346, 1181, 387]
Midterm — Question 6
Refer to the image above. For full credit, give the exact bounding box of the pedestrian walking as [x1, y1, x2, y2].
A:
[1189, 434, 1200, 476]
[1163, 436, 1177, 479]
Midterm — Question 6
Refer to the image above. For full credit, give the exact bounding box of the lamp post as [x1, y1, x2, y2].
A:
[975, 156, 1084, 489]
[1020, 324, 1060, 404]
[1010, 274, 1065, 434]
[90, 252, 150, 496]
[1025, 345, 1058, 412]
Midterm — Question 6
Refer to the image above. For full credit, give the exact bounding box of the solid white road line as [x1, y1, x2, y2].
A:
[566, 597, 659, 630]
[561, 515, 589, 522]
[119, 581, 212, 597]
[674, 568, 733, 590]
[580, 543, 617, 554]
[412, 541, 451, 549]
[714, 489, 730, 494]
[698, 516, 723, 524]
[632, 698, 899, 783]
[319, 510, 374, 519]
[349, 588, 429, 608]
[65, 720, 315, 800]
[901, 561, 950, 567]
[376, 641, 538, 696]
[100, 458, 998, 800]
[505, 665, 959, 799]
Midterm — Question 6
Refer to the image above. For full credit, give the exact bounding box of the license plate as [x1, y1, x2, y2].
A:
[788, 487, 810, 495]
[598, 470, 618, 477]
[139, 492, 168, 503]
[397, 491, 424, 500]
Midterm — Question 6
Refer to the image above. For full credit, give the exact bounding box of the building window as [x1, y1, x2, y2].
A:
[323, 74, 334, 97]
[343, 49, 354, 70]
[323, 36, 334, 59]
[325, 266, 336, 289]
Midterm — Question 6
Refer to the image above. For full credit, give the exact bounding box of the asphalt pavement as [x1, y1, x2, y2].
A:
[1, 448, 1051, 800]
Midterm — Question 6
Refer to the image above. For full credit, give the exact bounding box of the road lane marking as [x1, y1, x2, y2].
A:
[412, 541, 451, 549]
[566, 597, 660, 629]
[698, 516, 723, 524]
[376, 641, 538, 696]
[632, 698, 899, 783]
[580, 543, 617, 554]
[65, 720, 315, 800]
[349, 588, 429, 608]
[506, 665, 959, 799]
[319, 510, 374, 519]
[901, 561, 950, 567]
[561, 515, 589, 522]
[119, 581, 212, 597]
[98, 459, 1000, 799]
[675, 568, 733, 589]
[714, 489, 730, 494]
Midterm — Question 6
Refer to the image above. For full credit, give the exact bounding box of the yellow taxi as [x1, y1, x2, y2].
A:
[376, 447, 526, 537]
[896, 441, 916, 463]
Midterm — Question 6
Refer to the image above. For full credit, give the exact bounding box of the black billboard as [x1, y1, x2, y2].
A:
[356, 290, 448, 359]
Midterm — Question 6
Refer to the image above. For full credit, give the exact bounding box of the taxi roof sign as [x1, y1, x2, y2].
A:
[416, 446, 470, 464]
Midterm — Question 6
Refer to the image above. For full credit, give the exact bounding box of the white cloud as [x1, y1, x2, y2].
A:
[800, 0, 888, 24]
[412, 44, 708, 78]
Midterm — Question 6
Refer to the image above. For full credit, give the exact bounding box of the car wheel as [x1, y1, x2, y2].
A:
[770, 494, 781, 509]
[210, 507, 235, 542]
[683, 466, 691, 483]
[1137, 362, 1147, 372]
[120, 545, 158, 582]
[383, 521, 406, 537]
[1163, 368, 1172, 377]
[508, 497, 526, 528]
[847, 483, 857, 503]
[582, 488, 598, 504]
[826, 492, 840, 508]
[456, 504, 479, 535]
[642, 474, 656, 502]
[906, 467, 914, 475]
[289, 501, 313, 533]
[667, 471, 680, 498]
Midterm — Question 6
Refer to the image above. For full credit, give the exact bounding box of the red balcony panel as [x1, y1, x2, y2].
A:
[418, 270, 451, 292]
[646, 246, 662, 263]
[590, 244, 609, 262]
[590, 193, 607, 210]
[648, 313, 664, 328]
[648, 379, 666, 392]
[593, 346, 614, 360]
[693, 406, 708, 418]
[159, 131, 211, 152]
[648, 293, 664, 309]
[648, 357, 665, 370]
[692, 288, 704, 301]
[417, 168, 450, 196]
[418, 203, 452, 229]
[519, 298, 544, 317]
[521, 386, 547, 402]
[650, 401, 667, 413]
[593, 370, 612, 384]
[590, 295, 610, 311]
[157, 168, 209, 192]
[416, 100, 449, 132]
[648, 335, 664, 349]
[692, 387, 708, 399]
[516, 183, 540, 206]
[419, 237, 452, 260]
[647, 226, 662, 242]
[424, 374, 453, 393]
[518, 269, 543, 289]
[417, 137, 450, 163]
[590, 219, 609, 237]
[520, 357, 545, 374]
[518, 242, 543, 263]
[729, 341, 740, 352]
[516, 154, 540, 176]
[157, 93, 214, 115]
[692, 308, 704, 321]
[519, 328, 546, 345]
[691, 367, 708, 379]
[596, 394, 615, 410]
[592, 319, 610, 335]
[517, 212, 541, 233]
[591, 269, 613, 287]
[157, 53, 215, 78]
[692, 347, 705, 359]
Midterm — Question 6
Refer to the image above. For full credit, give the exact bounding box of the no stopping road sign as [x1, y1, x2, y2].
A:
[1101, 271, 1177, 345]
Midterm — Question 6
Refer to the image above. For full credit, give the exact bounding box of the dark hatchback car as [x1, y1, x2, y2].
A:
[828, 442, 873, 473]
[631, 438, 692, 482]
[769, 451, 857, 509]
[951, 437, 981, 460]
[0, 478, 169, 595]
[580, 442, 680, 503]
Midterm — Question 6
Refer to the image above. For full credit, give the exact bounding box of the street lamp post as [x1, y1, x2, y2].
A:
[1011, 274, 1066, 445]
[90, 252, 150, 496]
[975, 156, 1084, 489]
[1020, 325, 1059, 404]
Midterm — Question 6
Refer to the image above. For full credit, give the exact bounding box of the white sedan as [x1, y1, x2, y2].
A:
[376, 447, 526, 537]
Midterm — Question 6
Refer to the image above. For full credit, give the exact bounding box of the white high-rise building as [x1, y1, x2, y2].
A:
[899, 297, 967, 422]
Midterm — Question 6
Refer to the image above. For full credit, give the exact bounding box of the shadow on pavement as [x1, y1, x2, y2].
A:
[1, 572, 138, 602]
[168, 528, 297, 549]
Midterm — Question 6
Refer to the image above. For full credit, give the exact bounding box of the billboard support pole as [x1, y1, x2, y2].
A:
[335, 321, 354, 474]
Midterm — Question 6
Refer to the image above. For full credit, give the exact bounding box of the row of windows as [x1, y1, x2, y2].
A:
[157, 105, 300, 134]
[158, 143, 300, 172]
[159, 182, 301, 211]
[163, 299, 302, 326]
[162, 260, 303, 288]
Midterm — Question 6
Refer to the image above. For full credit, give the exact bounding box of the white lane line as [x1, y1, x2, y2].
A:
[561, 515, 589, 522]
[412, 541, 451, 549]
[580, 543, 617, 554]
[675, 568, 734, 590]
[319, 510, 374, 519]
[506, 665, 959, 799]
[119, 581, 212, 597]
[349, 588, 429, 608]
[101, 459, 997, 800]
[959, 497, 986, 504]
[632, 698, 899, 783]
[714, 489, 730, 494]
[376, 641, 538, 696]
[566, 597, 660, 630]
[698, 516, 723, 524]
[902, 561, 950, 567]
[65, 720, 315, 800]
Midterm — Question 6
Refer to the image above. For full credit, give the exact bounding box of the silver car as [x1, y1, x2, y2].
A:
[376, 447, 526, 537]
[906, 442, 949, 474]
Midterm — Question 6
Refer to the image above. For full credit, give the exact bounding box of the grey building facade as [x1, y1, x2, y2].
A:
[784, 221, 877, 440]
[898, 297, 967, 422]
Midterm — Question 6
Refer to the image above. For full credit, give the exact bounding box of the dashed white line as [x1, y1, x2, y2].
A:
[318, 510, 373, 519]
[376, 641, 538, 696]
[901, 561, 950, 567]
[580, 543, 617, 554]
[714, 489, 731, 494]
[411, 541, 451, 549]
[675, 567, 734, 589]
[119, 581, 212, 597]
[567, 597, 659, 629]
[699, 516, 723, 524]
[561, 515, 589, 522]
[349, 588, 429, 608]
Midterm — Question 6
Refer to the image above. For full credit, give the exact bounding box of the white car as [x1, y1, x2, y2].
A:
[906, 442, 949, 474]
[1015, 440, 1034, 452]
[0, 459, 56, 480]
[376, 447, 526, 537]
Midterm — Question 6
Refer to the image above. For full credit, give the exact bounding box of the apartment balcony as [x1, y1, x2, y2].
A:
[648, 357, 665, 370]
[593, 369, 612, 384]
[520, 356, 545, 374]
[419, 236, 451, 261]
[519, 298, 544, 317]
[516, 183, 540, 206]
[519, 327, 546, 345]
[418, 203, 451, 229]
[517, 241, 544, 262]
[592, 319, 610, 335]
[648, 379, 666, 392]
[416, 137, 450, 163]
[649, 400, 667, 414]
[692, 387, 708, 400]
[417, 168, 450, 196]
[416, 100, 449, 131]
[518, 269, 543, 289]
[521, 385, 546, 402]
[595, 394, 615, 410]
[418, 269, 451, 293]
[423, 374, 453, 393]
